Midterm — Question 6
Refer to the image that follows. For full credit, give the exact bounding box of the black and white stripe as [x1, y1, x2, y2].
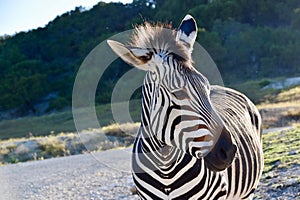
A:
[107, 14, 263, 200]
[132, 71, 263, 199]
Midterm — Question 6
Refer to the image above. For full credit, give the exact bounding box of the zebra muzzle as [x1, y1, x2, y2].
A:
[204, 128, 237, 172]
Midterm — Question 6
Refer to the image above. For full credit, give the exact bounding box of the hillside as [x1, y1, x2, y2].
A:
[0, 0, 300, 120]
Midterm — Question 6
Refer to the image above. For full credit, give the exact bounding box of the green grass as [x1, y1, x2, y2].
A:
[229, 79, 280, 104]
[0, 99, 142, 140]
[0, 112, 75, 139]
[262, 126, 300, 172]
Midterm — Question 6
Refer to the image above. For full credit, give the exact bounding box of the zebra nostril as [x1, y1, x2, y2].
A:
[219, 147, 228, 161]
[197, 152, 203, 158]
[218, 144, 237, 163]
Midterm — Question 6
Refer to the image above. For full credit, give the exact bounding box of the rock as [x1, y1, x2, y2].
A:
[288, 150, 296, 155]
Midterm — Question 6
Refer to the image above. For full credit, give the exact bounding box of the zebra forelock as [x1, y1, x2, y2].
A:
[130, 22, 194, 67]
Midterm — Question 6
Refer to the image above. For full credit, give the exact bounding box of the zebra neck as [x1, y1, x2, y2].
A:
[139, 75, 184, 166]
[137, 126, 184, 168]
[139, 140, 182, 169]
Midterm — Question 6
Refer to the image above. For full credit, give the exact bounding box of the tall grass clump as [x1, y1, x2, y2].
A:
[37, 137, 67, 159]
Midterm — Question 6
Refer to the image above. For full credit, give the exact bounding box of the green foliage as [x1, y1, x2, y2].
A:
[0, 68, 50, 110]
[197, 30, 226, 64]
[258, 80, 271, 88]
[47, 97, 69, 111]
[0, 0, 299, 116]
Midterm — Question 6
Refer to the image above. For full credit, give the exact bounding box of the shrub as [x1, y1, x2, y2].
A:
[37, 137, 66, 158]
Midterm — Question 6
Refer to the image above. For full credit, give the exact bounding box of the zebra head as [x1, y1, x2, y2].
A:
[107, 15, 236, 171]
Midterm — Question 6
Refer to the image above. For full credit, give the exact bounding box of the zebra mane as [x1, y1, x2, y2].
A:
[130, 22, 193, 67]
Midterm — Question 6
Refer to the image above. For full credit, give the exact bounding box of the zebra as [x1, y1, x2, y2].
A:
[107, 14, 263, 200]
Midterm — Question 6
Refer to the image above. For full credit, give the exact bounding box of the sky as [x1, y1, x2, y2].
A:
[0, 0, 133, 36]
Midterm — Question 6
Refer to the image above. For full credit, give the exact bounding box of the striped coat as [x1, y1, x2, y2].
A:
[108, 14, 263, 200]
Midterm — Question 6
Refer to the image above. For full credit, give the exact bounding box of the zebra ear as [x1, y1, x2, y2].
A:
[107, 40, 151, 71]
[176, 14, 198, 54]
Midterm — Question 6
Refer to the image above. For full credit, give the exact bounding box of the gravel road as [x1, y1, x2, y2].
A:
[0, 148, 138, 200]
[1, 145, 299, 200]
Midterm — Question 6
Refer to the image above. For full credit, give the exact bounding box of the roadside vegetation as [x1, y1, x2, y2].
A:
[0, 123, 140, 165]
[262, 125, 300, 172]
[258, 85, 300, 128]
[255, 125, 300, 199]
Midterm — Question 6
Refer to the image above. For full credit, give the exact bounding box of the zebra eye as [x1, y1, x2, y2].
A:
[172, 89, 188, 100]
[138, 52, 153, 63]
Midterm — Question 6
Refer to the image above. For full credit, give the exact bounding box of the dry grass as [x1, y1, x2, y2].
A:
[258, 86, 300, 128]
[259, 86, 300, 107]
[102, 122, 140, 137]
[257, 102, 300, 109]
[37, 137, 67, 158]
[275, 86, 300, 103]
[1, 83, 299, 165]
[0, 122, 140, 165]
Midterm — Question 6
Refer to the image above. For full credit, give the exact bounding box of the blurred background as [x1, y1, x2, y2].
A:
[0, 2, 299, 199]
[0, 0, 299, 166]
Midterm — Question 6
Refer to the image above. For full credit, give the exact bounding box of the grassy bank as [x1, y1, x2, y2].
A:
[0, 123, 140, 165]
[255, 125, 300, 200]
[258, 86, 300, 128]
[0, 99, 141, 140]
[229, 79, 279, 104]
[262, 125, 300, 172]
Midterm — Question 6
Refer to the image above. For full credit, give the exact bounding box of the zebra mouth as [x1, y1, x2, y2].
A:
[204, 156, 232, 172]
[204, 145, 236, 172]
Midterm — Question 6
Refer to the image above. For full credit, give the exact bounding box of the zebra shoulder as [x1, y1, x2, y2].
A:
[210, 85, 262, 139]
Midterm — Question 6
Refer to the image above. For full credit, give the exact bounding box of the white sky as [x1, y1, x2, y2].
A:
[0, 0, 133, 36]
